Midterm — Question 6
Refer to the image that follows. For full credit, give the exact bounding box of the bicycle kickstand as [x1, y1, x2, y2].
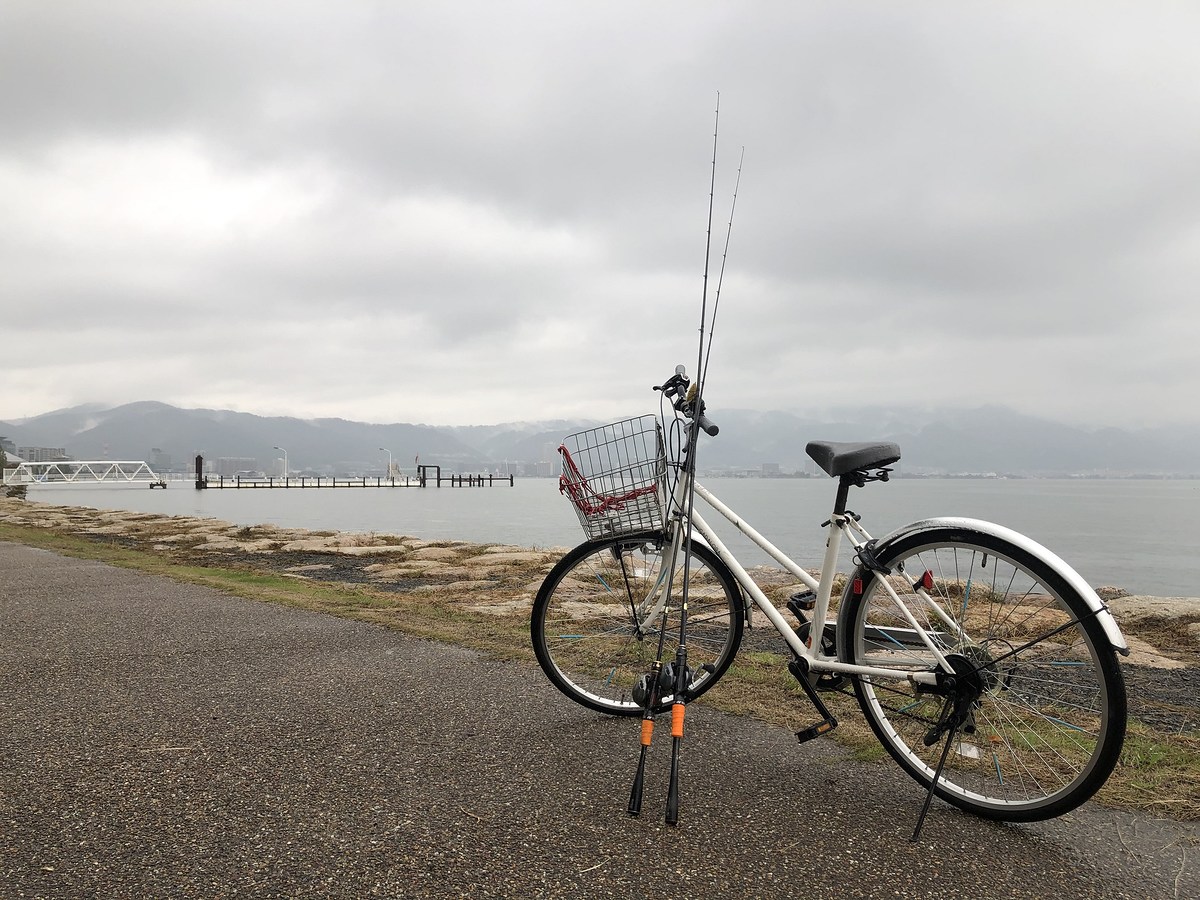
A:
[910, 698, 965, 842]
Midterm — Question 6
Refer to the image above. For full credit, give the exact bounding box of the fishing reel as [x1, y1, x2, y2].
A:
[632, 661, 695, 709]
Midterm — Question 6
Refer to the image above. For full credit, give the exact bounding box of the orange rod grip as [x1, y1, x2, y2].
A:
[640, 718, 654, 746]
[671, 703, 685, 738]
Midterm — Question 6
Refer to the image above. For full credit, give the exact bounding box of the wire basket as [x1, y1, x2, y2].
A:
[558, 415, 667, 540]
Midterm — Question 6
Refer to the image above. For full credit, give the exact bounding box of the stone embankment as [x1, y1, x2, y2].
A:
[0, 498, 566, 621]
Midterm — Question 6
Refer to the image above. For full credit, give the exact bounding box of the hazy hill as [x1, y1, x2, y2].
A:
[2, 402, 1197, 476]
[0, 402, 485, 474]
[705, 407, 1200, 476]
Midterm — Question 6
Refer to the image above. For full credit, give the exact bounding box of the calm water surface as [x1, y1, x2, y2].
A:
[22, 477, 1200, 597]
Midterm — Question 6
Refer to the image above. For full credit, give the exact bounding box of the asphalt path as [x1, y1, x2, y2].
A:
[1, 542, 1195, 899]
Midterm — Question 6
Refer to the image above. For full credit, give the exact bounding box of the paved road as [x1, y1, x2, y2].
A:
[1, 542, 1195, 899]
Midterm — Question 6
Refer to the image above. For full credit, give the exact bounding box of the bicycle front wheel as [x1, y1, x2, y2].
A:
[531, 531, 744, 716]
[838, 526, 1126, 821]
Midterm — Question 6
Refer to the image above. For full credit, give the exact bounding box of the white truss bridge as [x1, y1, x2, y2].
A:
[4, 460, 166, 487]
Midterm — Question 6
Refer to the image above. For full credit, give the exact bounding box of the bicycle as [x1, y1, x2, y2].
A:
[531, 364, 1129, 828]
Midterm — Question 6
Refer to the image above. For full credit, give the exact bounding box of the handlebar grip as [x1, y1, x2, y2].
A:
[697, 414, 719, 437]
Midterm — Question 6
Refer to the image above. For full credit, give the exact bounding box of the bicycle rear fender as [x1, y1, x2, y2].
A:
[867, 517, 1130, 656]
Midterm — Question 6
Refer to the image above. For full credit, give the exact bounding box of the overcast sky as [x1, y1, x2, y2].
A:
[3, 2, 1198, 429]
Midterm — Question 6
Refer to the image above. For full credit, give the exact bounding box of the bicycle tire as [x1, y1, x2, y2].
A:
[837, 525, 1126, 822]
[531, 530, 744, 716]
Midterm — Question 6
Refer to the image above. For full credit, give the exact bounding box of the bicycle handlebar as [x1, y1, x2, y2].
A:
[695, 411, 719, 438]
[654, 366, 719, 437]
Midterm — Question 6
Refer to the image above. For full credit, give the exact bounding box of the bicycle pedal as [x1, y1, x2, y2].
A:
[788, 590, 816, 613]
[795, 720, 838, 744]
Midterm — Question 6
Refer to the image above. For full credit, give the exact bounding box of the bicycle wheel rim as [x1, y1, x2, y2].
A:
[531, 532, 743, 716]
[844, 529, 1125, 820]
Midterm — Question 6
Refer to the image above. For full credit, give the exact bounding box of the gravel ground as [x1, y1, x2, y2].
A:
[2, 542, 1197, 899]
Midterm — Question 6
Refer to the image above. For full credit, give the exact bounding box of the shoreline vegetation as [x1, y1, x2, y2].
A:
[1, 497, 1197, 822]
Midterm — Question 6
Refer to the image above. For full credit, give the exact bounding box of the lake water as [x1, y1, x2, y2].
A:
[19, 476, 1200, 598]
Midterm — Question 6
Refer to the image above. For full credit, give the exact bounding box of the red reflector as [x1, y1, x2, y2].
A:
[921, 570, 934, 591]
[853, 577, 863, 594]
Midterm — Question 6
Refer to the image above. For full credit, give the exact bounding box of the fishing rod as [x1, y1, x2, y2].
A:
[665, 108, 749, 827]
[699, 145, 744, 391]
[627, 96, 723, 823]
[662, 94, 724, 827]
[629, 95, 745, 826]
[627, 96, 744, 827]
[627, 362, 708, 817]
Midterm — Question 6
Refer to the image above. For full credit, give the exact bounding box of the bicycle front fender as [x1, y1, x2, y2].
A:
[858, 517, 1129, 656]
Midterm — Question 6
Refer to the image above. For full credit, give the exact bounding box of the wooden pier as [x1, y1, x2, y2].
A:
[193, 457, 513, 490]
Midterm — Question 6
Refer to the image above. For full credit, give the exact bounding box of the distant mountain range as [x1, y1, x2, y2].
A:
[2, 401, 1198, 477]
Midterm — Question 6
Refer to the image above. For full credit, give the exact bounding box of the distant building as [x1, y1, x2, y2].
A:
[761, 463, 781, 477]
[0, 436, 16, 455]
[18, 447, 69, 463]
[215, 457, 259, 477]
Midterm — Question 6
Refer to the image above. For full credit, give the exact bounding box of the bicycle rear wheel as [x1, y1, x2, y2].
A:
[838, 526, 1126, 821]
[531, 531, 744, 716]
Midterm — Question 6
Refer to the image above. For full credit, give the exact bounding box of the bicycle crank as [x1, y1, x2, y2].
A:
[787, 658, 839, 744]
[792, 621, 847, 691]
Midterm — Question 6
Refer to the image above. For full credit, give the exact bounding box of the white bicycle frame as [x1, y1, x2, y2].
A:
[671, 473, 945, 688]
[635, 453, 1128, 691]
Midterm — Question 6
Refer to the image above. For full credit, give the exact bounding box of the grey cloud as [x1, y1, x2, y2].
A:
[2, 2, 1198, 426]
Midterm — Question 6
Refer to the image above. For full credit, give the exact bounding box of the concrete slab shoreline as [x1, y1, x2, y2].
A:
[1, 541, 1196, 899]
